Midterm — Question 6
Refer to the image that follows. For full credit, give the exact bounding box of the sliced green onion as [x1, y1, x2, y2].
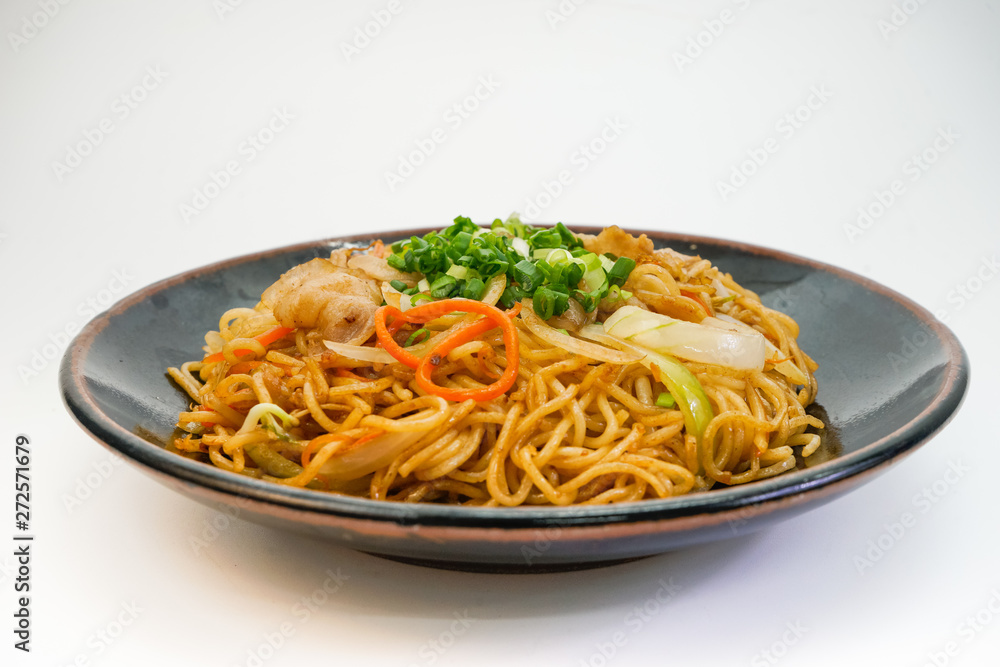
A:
[573, 289, 601, 313]
[430, 274, 458, 298]
[411, 293, 434, 305]
[513, 259, 544, 292]
[579, 252, 608, 293]
[607, 257, 636, 287]
[529, 227, 563, 248]
[545, 248, 574, 265]
[460, 277, 486, 300]
[446, 264, 469, 280]
[452, 230, 473, 254]
[533, 286, 570, 319]
[655, 392, 676, 408]
[554, 222, 577, 247]
[386, 254, 407, 271]
[511, 236, 530, 258]
[384, 215, 634, 317]
[499, 284, 526, 309]
[405, 328, 430, 347]
[582, 268, 607, 293]
[606, 285, 632, 302]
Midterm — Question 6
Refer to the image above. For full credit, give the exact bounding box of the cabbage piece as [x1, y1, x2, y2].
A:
[604, 306, 766, 371]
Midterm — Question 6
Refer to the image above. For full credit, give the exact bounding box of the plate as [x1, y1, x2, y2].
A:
[60, 228, 969, 572]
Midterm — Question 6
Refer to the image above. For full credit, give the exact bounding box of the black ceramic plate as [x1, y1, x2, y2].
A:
[60, 228, 968, 572]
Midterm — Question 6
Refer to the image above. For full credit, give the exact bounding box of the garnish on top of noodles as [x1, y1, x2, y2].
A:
[168, 216, 822, 503]
[384, 215, 636, 322]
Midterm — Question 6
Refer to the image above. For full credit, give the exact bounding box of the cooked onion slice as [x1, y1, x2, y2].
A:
[317, 429, 428, 481]
[380, 281, 403, 310]
[710, 314, 808, 384]
[323, 340, 396, 364]
[604, 306, 766, 371]
[319, 396, 450, 480]
[578, 324, 646, 354]
[480, 273, 507, 307]
[521, 302, 642, 364]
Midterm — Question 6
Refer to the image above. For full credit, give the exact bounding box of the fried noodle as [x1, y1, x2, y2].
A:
[168, 225, 822, 506]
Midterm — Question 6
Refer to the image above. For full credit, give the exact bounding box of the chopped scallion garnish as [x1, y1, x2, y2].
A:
[655, 392, 676, 409]
[384, 214, 638, 319]
[607, 257, 637, 287]
[405, 328, 430, 347]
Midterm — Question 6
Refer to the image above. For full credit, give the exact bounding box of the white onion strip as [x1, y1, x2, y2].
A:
[323, 340, 396, 364]
[577, 324, 651, 357]
[521, 303, 642, 364]
[480, 274, 507, 307]
[708, 314, 808, 384]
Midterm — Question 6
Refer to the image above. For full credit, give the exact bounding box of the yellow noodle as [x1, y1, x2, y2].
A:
[168, 231, 824, 506]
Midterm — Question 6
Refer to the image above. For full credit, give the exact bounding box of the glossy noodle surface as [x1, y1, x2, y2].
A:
[167, 219, 822, 506]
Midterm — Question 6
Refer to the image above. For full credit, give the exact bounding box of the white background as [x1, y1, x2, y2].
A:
[2, 1, 998, 665]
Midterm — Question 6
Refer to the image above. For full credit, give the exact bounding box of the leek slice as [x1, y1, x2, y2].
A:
[638, 347, 715, 473]
[579, 323, 714, 472]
